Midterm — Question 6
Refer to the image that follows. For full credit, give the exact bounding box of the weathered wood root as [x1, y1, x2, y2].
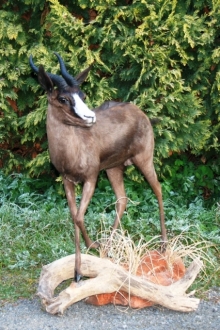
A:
[37, 254, 203, 315]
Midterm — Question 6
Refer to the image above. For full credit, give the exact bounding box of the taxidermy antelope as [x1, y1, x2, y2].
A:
[29, 53, 167, 282]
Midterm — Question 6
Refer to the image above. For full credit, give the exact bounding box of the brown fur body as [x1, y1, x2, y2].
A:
[47, 100, 154, 181]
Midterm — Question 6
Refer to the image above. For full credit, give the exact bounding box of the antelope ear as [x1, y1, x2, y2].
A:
[75, 64, 93, 85]
[38, 65, 54, 92]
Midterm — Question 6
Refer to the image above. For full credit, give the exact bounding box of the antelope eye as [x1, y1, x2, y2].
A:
[58, 97, 68, 104]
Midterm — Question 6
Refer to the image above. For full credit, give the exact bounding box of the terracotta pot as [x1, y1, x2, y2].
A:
[85, 250, 185, 308]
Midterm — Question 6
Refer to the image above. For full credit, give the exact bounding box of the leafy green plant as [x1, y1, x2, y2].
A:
[0, 0, 219, 177]
[161, 154, 220, 203]
[0, 170, 219, 302]
[1, 0, 220, 302]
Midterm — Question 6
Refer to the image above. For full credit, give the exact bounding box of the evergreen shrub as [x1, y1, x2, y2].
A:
[0, 0, 219, 188]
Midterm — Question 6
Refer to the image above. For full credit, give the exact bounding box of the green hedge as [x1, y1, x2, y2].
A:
[0, 0, 219, 177]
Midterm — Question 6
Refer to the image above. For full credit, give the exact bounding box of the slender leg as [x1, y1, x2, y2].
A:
[73, 222, 81, 282]
[133, 155, 167, 244]
[62, 177, 82, 281]
[75, 178, 99, 248]
[63, 176, 99, 281]
[103, 166, 127, 255]
[106, 166, 127, 230]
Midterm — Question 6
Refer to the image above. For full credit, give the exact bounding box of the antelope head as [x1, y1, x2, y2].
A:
[29, 53, 96, 127]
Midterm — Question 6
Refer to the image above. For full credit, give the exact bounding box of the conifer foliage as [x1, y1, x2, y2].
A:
[0, 0, 219, 176]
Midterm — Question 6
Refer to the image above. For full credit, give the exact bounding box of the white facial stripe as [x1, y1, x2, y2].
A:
[72, 93, 96, 124]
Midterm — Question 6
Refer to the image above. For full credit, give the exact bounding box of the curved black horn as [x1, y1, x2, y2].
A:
[54, 52, 78, 87]
[29, 55, 68, 90]
[29, 55, 39, 74]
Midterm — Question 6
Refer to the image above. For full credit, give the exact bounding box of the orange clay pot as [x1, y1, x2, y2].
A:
[85, 250, 185, 308]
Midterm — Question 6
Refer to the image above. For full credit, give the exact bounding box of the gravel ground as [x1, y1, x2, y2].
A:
[0, 288, 220, 330]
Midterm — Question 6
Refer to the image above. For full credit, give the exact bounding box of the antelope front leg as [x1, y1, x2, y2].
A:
[63, 177, 99, 281]
[63, 177, 81, 281]
[76, 179, 99, 249]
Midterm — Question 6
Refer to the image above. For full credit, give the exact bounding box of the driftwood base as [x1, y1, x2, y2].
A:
[37, 254, 203, 315]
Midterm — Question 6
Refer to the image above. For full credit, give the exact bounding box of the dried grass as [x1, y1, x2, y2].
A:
[86, 199, 218, 303]
[96, 227, 213, 272]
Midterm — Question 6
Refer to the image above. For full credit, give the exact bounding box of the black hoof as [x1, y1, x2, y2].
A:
[74, 270, 82, 282]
